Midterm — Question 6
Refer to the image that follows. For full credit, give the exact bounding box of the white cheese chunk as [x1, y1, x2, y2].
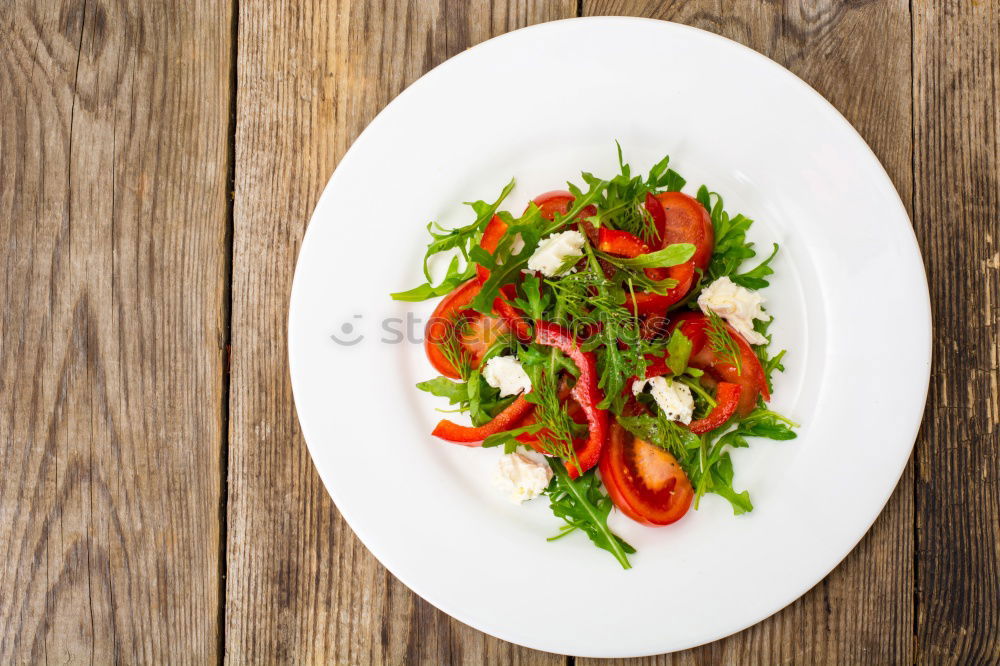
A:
[482, 355, 532, 397]
[697, 276, 769, 345]
[493, 452, 552, 504]
[632, 376, 695, 425]
[526, 230, 586, 277]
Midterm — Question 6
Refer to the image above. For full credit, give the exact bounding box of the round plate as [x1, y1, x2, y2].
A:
[288, 17, 930, 658]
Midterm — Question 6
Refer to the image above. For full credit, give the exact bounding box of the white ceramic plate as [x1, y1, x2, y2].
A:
[288, 17, 930, 658]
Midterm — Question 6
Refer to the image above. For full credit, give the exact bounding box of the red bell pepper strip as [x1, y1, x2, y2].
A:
[637, 353, 741, 434]
[687, 382, 742, 434]
[670, 311, 770, 416]
[431, 396, 535, 445]
[475, 215, 532, 341]
[534, 321, 608, 478]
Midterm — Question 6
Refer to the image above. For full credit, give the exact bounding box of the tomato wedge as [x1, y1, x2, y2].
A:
[670, 312, 769, 416]
[600, 415, 694, 526]
[656, 191, 714, 273]
[424, 280, 510, 378]
[532, 190, 575, 220]
[432, 396, 534, 445]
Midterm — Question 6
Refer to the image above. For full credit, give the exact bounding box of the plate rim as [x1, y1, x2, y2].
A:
[287, 16, 932, 657]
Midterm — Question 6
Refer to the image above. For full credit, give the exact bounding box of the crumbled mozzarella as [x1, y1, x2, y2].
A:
[482, 355, 532, 397]
[493, 452, 552, 504]
[526, 230, 586, 277]
[697, 276, 769, 345]
[632, 376, 695, 424]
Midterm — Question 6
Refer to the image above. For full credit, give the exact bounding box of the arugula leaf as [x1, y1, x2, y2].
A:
[716, 408, 798, 449]
[617, 412, 700, 458]
[602, 243, 695, 270]
[468, 223, 541, 314]
[391, 180, 515, 301]
[731, 243, 779, 290]
[481, 422, 543, 451]
[471, 184, 606, 314]
[665, 328, 693, 376]
[509, 274, 550, 322]
[696, 186, 757, 283]
[546, 461, 635, 569]
[465, 370, 492, 426]
[415, 377, 467, 405]
[646, 153, 687, 192]
[391, 256, 474, 301]
[750, 315, 787, 393]
[707, 453, 753, 515]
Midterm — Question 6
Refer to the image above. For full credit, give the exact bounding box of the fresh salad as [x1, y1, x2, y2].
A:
[392, 147, 796, 568]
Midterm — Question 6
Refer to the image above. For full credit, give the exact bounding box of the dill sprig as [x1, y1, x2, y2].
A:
[529, 371, 578, 468]
[439, 313, 474, 381]
[705, 310, 742, 375]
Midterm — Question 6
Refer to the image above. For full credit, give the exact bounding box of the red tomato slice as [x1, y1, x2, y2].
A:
[424, 280, 509, 378]
[670, 311, 769, 416]
[599, 416, 694, 526]
[531, 190, 574, 220]
[656, 191, 714, 273]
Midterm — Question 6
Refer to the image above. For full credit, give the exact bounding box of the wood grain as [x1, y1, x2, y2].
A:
[913, 0, 1000, 662]
[2, 1, 997, 662]
[581, 1, 915, 663]
[0, 0, 232, 663]
[226, 1, 575, 663]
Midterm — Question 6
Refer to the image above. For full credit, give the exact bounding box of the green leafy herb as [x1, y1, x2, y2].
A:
[715, 408, 798, 449]
[645, 152, 687, 192]
[751, 315, 788, 393]
[523, 368, 577, 463]
[696, 186, 757, 283]
[437, 314, 474, 381]
[705, 453, 754, 515]
[569, 146, 682, 245]
[509, 274, 551, 322]
[617, 412, 700, 458]
[600, 242, 695, 270]
[415, 377, 467, 405]
[704, 310, 742, 375]
[470, 184, 605, 314]
[665, 328, 693, 376]
[391, 180, 515, 301]
[546, 461, 635, 569]
[731, 243, 779, 290]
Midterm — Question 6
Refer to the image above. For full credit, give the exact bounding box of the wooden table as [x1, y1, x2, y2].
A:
[2, 1, 997, 663]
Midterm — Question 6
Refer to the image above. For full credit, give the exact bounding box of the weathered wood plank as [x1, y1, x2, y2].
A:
[226, 1, 575, 663]
[0, 0, 232, 662]
[580, 1, 915, 663]
[913, 0, 1000, 662]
